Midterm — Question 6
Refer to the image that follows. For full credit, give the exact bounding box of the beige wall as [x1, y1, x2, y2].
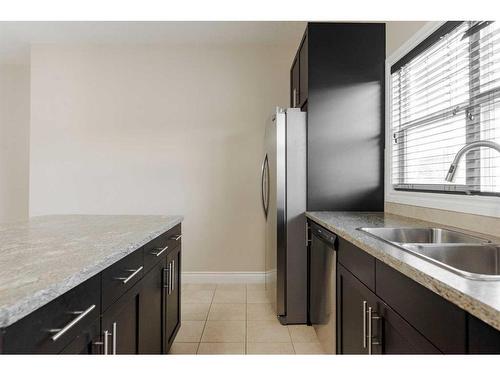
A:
[0, 64, 30, 223]
[29, 44, 293, 272]
[386, 21, 428, 56]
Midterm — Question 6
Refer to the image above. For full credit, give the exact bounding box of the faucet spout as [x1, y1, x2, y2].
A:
[445, 140, 500, 182]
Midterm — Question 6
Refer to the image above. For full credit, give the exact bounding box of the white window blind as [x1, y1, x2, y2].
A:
[391, 21, 500, 195]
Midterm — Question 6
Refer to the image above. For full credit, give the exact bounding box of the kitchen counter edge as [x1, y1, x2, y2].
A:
[0, 215, 183, 328]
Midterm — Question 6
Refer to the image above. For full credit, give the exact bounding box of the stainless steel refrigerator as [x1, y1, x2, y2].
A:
[261, 107, 307, 324]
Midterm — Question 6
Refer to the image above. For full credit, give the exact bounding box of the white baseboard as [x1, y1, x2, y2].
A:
[181, 272, 265, 284]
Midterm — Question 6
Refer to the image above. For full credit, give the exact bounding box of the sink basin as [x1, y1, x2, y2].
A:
[358, 227, 490, 245]
[358, 227, 499, 280]
[402, 244, 500, 280]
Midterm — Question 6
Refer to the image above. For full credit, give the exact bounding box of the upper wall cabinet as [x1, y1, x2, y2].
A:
[298, 33, 308, 107]
[290, 32, 308, 109]
[291, 57, 300, 108]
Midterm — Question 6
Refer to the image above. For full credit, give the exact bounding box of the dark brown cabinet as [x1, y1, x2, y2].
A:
[0, 224, 182, 355]
[376, 260, 467, 353]
[337, 263, 438, 354]
[101, 282, 141, 355]
[290, 32, 308, 109]
[298, 33, 308, 107]
[468, 314, 500, 354]
[138, 260, 164, 354]
[164, 244, 181, 352]
[379, 302, 440, 354]
[310, 219, 500, 355]
[290, 23, 385, 212]
[337, 264, 375, 354]
[0, 274, 101, 354]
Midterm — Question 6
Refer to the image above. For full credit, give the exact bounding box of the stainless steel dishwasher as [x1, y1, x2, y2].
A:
[309, 222, 337, 354]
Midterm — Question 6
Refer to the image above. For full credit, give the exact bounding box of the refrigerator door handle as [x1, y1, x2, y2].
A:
[261, 154, 269, 218]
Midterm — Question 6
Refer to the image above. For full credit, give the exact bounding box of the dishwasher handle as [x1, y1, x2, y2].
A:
[311, 223, 337, 249]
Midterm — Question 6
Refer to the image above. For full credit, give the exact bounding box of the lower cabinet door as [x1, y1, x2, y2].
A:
[138, 260, 164, 354]
[337, 264, 439, 354]
[337, 264, 375, 354]
[468, 314, 500, 354]
[101, 283, 141, 355]
[378, 302, 440, 354]
[60, 318, 102, 354]
[165, 246, 181, 352]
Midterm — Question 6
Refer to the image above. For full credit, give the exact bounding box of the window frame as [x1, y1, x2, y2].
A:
[385, 21, 500, 218]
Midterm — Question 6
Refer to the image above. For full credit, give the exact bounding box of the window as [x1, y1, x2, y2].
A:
[391, 21, 500, 195]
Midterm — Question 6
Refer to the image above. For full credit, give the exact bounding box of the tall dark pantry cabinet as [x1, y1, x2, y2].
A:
[293, 23, 385, 352]
[291, 23, 385, 211]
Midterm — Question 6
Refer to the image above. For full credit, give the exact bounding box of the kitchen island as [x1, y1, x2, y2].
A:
[0, 215, 183, 354]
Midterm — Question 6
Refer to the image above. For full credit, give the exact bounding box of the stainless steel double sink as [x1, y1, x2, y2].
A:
[358, 227, 500, 280]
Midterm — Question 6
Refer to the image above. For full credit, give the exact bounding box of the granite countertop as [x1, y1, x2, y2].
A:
[306, 211, 500, 330]
[0, 214, 183, 328]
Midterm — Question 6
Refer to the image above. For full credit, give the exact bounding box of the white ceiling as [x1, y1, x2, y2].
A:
[0, 21, 307, 64]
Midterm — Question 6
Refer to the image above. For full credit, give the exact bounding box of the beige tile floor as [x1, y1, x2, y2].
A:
[170, 283, 325, 355]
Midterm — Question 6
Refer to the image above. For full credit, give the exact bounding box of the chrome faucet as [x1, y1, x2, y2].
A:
[445, 140, 500, 182]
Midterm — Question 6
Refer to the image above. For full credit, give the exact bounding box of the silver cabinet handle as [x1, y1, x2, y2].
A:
[362, 301, 367, 348]
[172, 259, 175, 292]
[171, 234, 182, 241]
[168, 261, 173, 295]
[103, 330, 111, 355]
[293, 88, 297, 107]
[112, 322, 117, 355]
[151, 245, 168, 257]
[115, 266, 143, 284]
[50, 304, 96, 342]
[367, 306, 373, 354]
[163, 266, 170, 290]
[367, 306, 382, 355]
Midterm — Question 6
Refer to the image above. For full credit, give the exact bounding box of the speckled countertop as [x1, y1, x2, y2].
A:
[306, 211, 500, 331]
[0, 215, 183, 328]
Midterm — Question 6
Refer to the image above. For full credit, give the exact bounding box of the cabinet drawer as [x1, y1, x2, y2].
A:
[143, 225, 182, 272]
[337, 237, 375, 291]
[1, 274, 100, 354]
[102, 249, 144, 311]
[375, 260, 467, 353]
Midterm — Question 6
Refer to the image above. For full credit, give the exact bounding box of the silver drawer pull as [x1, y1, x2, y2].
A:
[168, 261, 173, 295]
[50, 304, 96, 342]
[103, 329, 111, 355]
[151, 245, 168, 257]
[172, 259, 175, 292]
[362, 301, 367, 348]
[115, 266, 144, 284]
[163, 267, 170, 289]
[171, 234, 182, 241]
[112, 322, 117, 355]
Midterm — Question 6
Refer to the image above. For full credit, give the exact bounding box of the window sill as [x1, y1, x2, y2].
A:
[385, 189, 500, 218]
